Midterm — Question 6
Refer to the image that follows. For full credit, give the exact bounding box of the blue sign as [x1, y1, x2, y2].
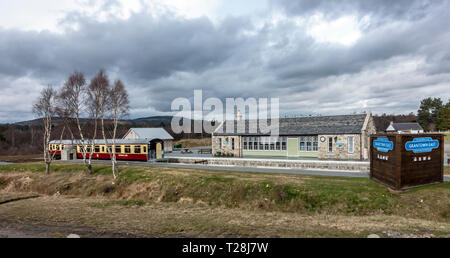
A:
[373, 137, 394, 152]
[405, 137, 439, 153]
[336, 143, 345, 146]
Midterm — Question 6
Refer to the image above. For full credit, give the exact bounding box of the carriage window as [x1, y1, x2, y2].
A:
[94, 146, 100, 153]
[143, 146, 147, 153]
[86, 147, 91, 153]
[134, 146, 141, 154]
[115, 146, 122, 153]
[124, 146, 131, 153]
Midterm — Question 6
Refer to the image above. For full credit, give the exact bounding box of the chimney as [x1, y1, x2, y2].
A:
[236, 109, 242, 121]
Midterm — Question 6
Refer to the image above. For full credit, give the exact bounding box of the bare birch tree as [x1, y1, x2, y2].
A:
[108, 79, 130, 178]
[58, 71, 93, 173]
[33, 85, 58, 174]
[87, 69, 109, 175]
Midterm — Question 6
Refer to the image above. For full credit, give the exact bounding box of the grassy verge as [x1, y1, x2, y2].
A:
[1, 195, 448, 238]
[0, 154, 40, 163]
[174, 138, 211, 148]
[445, 133, 450, 141]
[0, 162, 449, 223]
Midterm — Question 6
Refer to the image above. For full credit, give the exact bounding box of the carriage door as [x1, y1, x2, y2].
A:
[148, 144, 151, 160]
[156, 143, 162, 159]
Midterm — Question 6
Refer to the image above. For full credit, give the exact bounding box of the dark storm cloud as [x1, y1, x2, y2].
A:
[0, 12, 250, 80]
[0, 0, 450, 123]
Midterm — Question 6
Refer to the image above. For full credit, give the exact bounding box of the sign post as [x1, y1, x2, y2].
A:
[370, 134, 444, 190]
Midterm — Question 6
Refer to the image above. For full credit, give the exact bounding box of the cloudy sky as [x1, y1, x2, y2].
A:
[1, 0, 449, 123]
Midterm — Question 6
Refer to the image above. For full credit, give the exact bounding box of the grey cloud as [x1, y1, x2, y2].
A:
[0, 11, 251, 80]
[271, 0, 443, 22]
[0, 1, 450, 123]
[265, 2, 450, 86]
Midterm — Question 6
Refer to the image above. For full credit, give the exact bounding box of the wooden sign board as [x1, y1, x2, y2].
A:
[370, 134, 444, 190]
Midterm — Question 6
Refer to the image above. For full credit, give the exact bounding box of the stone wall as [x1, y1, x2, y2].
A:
[164, 140, 173, 153]
[318, 134, 362, 160]
[168, 157, 370, 172]
[212, 135, 242, 157]
[362, 114, 377, 160]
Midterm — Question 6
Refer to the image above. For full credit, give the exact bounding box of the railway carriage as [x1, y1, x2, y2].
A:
[49, 139, 164, 162]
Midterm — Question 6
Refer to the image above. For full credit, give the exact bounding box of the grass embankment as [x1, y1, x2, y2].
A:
[173, 138, 211, 148]
[1, 162, 449, 223]
[0, 155, 40, 163]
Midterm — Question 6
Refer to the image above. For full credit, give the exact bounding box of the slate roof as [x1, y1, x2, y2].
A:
[126, 128, 174, 140]
[387, 123, 423, 131]
[214, 114, 368, 136]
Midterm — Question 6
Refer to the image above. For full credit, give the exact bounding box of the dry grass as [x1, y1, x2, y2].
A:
[0, 155, 40, 163]
[0, 162, 449, 237]
[0, 163, 449, 220]
[445, 133, 450, 141]
[174, 138, 211, 148]
[0, 194, 448, 238]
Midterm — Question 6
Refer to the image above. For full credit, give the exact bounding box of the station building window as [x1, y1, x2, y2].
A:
[243, 136, 286, 151]
[299, 136, 318, 152]
[348, 136, 354, 153]
[328, 137, 333, 153]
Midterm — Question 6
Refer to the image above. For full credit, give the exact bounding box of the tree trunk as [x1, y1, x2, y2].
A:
[45, 162, 50, 174]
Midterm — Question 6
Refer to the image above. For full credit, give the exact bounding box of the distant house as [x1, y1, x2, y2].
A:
[123, 128, 174, 153]
[386, 122, 424, 134]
